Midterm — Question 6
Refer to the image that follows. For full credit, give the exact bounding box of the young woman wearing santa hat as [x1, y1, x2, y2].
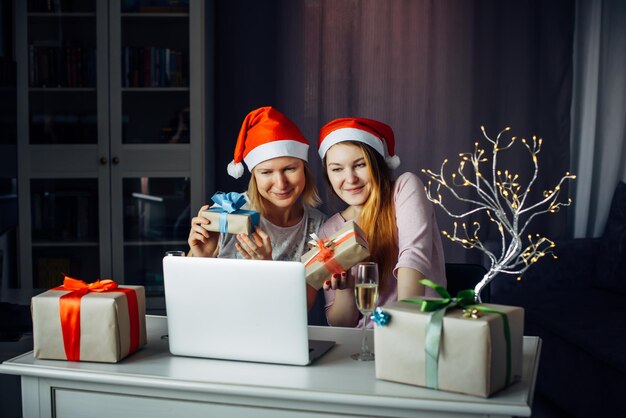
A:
[187, 106, 326, 309]
[317, 117, 447, 328]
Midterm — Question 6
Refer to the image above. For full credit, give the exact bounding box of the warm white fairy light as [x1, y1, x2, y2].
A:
[422, 126, 576, 302]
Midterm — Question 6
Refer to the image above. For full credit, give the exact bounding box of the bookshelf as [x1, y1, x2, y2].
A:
[14, 0, 205, 303]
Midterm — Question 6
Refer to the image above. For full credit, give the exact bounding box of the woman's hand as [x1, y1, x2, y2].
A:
[322, 271, 351, 291]
[235, 226, 273, 260]
[322, 270, 360, 327]
[188, 205, 219, 257]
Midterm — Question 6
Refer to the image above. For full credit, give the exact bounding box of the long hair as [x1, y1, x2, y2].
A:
[323, 142, 398, 287]
[247, 161, 321, 217]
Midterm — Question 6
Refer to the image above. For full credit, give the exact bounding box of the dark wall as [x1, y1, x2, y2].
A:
[209, 1, 575, 265]
[212, 0, 279, 196]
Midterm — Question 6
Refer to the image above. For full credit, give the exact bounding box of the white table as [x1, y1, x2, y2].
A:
[0, 315, 541, 418]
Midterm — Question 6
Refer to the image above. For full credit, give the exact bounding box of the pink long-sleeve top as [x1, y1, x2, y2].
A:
[319, 172, 447, 328]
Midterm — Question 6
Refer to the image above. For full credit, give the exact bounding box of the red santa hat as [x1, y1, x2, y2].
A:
[318, 117, 401, 169]
[227, 106, 310, 179]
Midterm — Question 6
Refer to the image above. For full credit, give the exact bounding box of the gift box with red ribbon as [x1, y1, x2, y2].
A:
[32, 276, 147, 363]
[301, 221, 370, 290]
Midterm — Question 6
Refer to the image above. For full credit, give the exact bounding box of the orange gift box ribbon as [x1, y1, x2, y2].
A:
[305, 230, 365, 275]
[53, 276, 140, 361]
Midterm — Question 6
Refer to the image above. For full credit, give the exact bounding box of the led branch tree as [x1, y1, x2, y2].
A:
[422, 127, 576, 302]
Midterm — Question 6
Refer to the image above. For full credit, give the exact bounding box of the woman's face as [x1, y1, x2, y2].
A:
[252, 157, 306, 209]
[325, 143, 372, 207]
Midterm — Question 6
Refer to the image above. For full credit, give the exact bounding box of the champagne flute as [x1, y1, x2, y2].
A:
[351, 262, 379, 361]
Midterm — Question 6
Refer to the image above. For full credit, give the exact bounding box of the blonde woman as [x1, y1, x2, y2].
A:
[317, 117, 446, 327]
[188, 106, 325, 310]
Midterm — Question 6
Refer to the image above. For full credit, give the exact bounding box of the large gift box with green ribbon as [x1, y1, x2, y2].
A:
[373, 280, 524, 397]
[202, 191, 260, 235]
[301, 221, 370, 290]
[32, 276, 147, 363]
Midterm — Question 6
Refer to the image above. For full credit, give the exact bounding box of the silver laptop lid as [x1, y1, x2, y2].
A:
[163, 256, 311, 365]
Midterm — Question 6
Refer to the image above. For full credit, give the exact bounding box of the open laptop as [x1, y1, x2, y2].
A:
[162, 256, 335, 366]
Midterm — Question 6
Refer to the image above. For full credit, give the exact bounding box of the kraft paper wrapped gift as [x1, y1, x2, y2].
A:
[374, 299, 524, 397]
[301, 221, 370, 290]
[201, 191, 260, 235]
[32, 277, 147, 363]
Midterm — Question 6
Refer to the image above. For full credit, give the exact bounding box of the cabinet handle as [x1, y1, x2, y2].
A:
[112, 157, 120, 165]
[100, 157, 108, 165]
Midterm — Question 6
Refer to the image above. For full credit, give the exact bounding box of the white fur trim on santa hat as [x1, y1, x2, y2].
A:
[319, 127, 399, 168]
[318, 128, 385, 160]
[227, 160, 245, 179]
[243, 140, 309, 171]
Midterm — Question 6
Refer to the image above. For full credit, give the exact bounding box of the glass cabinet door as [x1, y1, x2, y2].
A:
[110, 0, 194, 298]
[17, 0, 107, 289]
[119, 1, 189, 145]
[27, 1, 98, 145]
[30, 178, 100, 288]
[122, 176, 189, 296]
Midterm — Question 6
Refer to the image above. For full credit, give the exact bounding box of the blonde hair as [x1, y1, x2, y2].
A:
[323, 142, 398, 289]
[247, 161, 321, 217]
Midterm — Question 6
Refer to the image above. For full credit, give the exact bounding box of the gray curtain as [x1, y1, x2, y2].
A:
[570, 0, 626, 238]
[214, 0, 575, 263]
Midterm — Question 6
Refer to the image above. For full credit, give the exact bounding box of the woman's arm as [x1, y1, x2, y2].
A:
[396, 267, 426, 300]
[393, 173, 444, 290]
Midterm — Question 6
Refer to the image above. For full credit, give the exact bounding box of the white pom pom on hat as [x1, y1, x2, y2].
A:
[227, 160, 245, 179]
[228, 106, 309, 178]
[386, 154, 401, 170]
[317, 117, 401, 169]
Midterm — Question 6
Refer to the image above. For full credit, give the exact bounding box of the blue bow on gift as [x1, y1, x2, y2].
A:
[209, 192, 260, 234]
[211, 192, 248, 213]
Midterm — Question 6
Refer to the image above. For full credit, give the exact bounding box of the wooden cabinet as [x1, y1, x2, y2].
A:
[14, 0, 205, 305]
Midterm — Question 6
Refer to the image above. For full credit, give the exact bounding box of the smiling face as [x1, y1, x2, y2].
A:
[251, 156, 306, 210]
[325, 142, 372, 208]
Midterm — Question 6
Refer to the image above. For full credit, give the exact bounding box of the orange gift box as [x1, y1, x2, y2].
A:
[32, 277, 147, 363]
[301, 221, 370, 290]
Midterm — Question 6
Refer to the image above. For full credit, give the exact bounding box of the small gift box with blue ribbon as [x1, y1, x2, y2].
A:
[201, 192, 260, 235]
[373, 280, 524, 397]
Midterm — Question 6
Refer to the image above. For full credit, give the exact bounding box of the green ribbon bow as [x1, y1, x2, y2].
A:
[401, 279, 512, 390]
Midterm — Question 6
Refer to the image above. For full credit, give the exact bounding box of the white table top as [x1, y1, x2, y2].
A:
[0, 315, 541, 417]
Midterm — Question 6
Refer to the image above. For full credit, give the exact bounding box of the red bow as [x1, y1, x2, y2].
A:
[54, 276, 140, 361]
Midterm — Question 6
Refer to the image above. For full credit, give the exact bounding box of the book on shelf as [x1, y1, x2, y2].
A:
[122, 46, 187, 88]
[29, 40, 96, 88]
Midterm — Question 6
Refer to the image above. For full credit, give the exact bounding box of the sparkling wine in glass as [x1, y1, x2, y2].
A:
[351, 262, 379, 361]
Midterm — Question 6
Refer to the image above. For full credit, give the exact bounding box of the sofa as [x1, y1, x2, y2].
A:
[490, 181, 626, 418]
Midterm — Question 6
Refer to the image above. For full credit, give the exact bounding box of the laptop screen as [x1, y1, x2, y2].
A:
[163, 256, 315, 365]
